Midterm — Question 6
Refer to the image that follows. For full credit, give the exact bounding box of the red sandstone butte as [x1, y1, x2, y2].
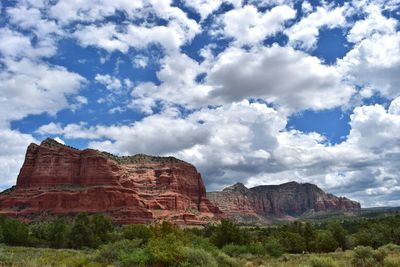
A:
[207, 182, 361, 223]
[0, 138, 220, 224]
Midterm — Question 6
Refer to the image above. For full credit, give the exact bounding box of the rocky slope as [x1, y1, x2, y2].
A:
[0, 138, 220, 224]
[207, 182, 360, 223]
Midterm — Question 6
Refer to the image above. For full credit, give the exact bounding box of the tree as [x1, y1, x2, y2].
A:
[2, 218, 29, 246]
[277, 232, 306, 253]
[122, 224, 151, 242]
[314, 230, 339, 253]
[48, 218, 70, 248]
[303, 222, 315, 251]
[328, 222, 348, 250]
[69, 213, 96, 248]
[90, 214, 113, 244]
[210, 220, 247, 248]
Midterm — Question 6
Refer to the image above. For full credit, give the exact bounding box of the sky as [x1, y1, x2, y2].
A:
[0, 0, 399, 207]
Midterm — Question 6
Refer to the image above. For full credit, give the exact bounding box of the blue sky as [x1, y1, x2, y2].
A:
[0, 0, 400, 207]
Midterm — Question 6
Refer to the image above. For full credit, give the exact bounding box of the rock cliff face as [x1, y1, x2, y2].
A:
[207, 182, 360, 222]
[0, 138, 220, 224]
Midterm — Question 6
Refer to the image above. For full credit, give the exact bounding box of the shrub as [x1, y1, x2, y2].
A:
[90, 214, 113, 244]
[380, 243, 400, 253]
[97, 239, 143, 264]
[48, 218, 70, 248]
[277, 232, 306, 253]
[328, 222, 348, 250]
[0, 226, 4, 242]
[118, 248, 150, 267]
[309, 256, 338, 267]
[69, 213, 96, 248]
[222, 244, 246, 257]
[215, 251, 241, 267]
[146, 233, 186, 265]
[384, 256, 400, 267]
[2, 218, 29, 246]
[210, 220, 247, 248]
[181, 247, 218, 267]
[264, 238, 285, 257]
[314, 230, 339, 253]
[122, 224, 151, 242]
[352, 246, 387, 267]
[222, 243, 266, 257]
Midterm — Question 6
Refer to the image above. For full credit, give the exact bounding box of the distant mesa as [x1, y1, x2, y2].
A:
[0, 138, 360, 225]
[207, 181, 361, 223]
[0, 138, 221, 224]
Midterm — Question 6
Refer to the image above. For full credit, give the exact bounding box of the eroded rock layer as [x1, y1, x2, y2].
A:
[207, 182, 360, 222]
[0, 138, 220, 224]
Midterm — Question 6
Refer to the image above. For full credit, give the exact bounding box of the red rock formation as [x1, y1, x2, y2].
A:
[207, 182, 360, 222]
[0, 138, 220, 224]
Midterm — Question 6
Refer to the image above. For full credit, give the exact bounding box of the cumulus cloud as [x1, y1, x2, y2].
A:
[347, 5, 398, 43]
[95, 74, 123, 91]
[182, 0, 243, 20]
[131, 52, 212, 113]
[339, 6, 400, 99]
[285, 4, 348, 50]
[0, 58, 86, 125]
[0, 28, 56, 59]
[0, 129, 36, 190]
[219, 4, 296, 46]
[206, 45, 354, 112]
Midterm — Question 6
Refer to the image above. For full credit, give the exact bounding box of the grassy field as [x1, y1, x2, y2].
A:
[1, 244, 400, 267]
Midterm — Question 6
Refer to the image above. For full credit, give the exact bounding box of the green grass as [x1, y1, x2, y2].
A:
[0, 244, 100, 267]
[1, 244, 400, 267]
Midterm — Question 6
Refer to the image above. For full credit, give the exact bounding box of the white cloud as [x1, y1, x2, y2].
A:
[131, 52, 212, 113]
[285, 5, 348, 50]
[48, 0, 144, 24]
[73, 20, 199, 53]
[182, 0, 242, 20]
[206, 45, 354, 112]
[338, 5, 400, 99]
[339, 32, 400, 99]
[95, 74, 123, 91]
[7, 5, 61, 38]
[0, 58, 86, 125]
[0, 129, 36, 189]
[347, 5, 398, 43]
[220, 4, 296, 46]
[0, 28, 56, 59]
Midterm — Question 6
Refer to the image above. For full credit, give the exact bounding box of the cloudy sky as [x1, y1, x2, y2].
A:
[0, 0, 399, 207]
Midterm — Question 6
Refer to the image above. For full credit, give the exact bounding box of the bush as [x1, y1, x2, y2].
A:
[222, 243, 266, 256]
[90, 214, 113, 243]
[97, 239, 143, 265]
[181, 247, 218, 267]
[1, 218, 29, 246]
[122, 224, 151, 242]
[314, 230, 339, 253]
[352, 246, 387, 267]
[309, 256, 338, 267]
[48, 218, 70, 248]
[215, 251, 241, 267]
[210, 220, 247, 248]
[264, 238, 285, 257]
[277, 232, 306, 253]
[69, 213, 97, 248]
[119, 248, 150, 267]
[380, 243, 400, 253]
[146, 233, 186, 265]
[384, 256, 400, 267]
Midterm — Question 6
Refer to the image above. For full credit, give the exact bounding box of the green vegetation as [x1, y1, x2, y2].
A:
[1, 214, 400, 266]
